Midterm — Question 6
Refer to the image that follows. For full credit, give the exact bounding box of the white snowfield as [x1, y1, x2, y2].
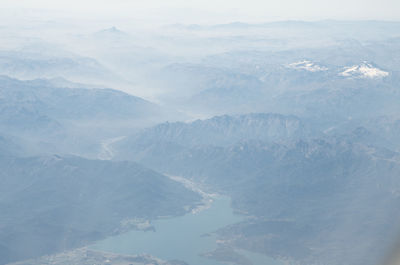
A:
[340, 62, 389, 78]
[286, 60, 329, 72]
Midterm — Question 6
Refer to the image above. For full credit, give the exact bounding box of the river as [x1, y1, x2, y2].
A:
[89, 176, 282, 265]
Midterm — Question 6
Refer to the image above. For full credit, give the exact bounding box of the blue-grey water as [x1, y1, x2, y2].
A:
[90, 196, 282, 265]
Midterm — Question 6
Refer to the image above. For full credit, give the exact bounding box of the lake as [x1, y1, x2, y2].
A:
[90, 195, 282, 265]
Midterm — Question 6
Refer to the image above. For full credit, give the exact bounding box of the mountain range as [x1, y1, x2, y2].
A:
[112, 114, 400, 265]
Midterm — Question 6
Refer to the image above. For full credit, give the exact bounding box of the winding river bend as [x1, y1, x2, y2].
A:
[90, 176, 281, 265]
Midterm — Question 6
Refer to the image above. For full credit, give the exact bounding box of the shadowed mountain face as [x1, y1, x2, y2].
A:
[212, 141, 400, 265]
[0, 155, 201, 264]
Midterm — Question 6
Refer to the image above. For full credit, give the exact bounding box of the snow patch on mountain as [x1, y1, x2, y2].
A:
[286, 60, 328, 72]
[340, 62, 389, 79]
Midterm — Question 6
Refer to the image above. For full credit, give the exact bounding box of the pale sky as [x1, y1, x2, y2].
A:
[1, 0, 400, 23]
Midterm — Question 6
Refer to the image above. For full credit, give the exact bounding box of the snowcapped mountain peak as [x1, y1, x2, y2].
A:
[286, 60, 328, 72]
[340, 62, 389, 79]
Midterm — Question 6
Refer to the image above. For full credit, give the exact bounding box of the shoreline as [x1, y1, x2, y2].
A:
[166, 174, 219, 214]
